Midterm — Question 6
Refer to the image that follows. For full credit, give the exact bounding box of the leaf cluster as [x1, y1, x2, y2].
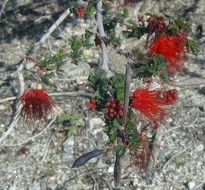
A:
[57, 113, 84, 135]
[38, 49, 67, 71]
[168, 17, 191, 35]
[123, 21, 147, 39]
[88, 69, 125, 110]
[132, 55, 169, 81]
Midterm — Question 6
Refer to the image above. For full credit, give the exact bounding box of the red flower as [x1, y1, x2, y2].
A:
[147, 15, 167, 40]
[85, 99, 97, 111]
[150, 35, 187, 74]
[75, 6, 86, 17]
[162, 89, 178, 104]
[132, 88, 167, 123]
[18, 89, 56, 121]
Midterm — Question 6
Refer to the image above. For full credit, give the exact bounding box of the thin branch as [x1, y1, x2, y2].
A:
[0, 91, 94, 103]
[113, 151, 121, 190]
[31, 7, 70, 53]
[0, 116, 56, 147]
[0, 0, 9, 20]
[96, 0, 110, 74]
[0, 104, 22, 143]
[0, 63, 25, 144]
[122, 64, 131, 126]
[17, 63, 25, 95]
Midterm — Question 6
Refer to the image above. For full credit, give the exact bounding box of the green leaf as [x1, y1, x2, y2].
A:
[70, 35, 81, 50]
[117, 88, 124, 102]
[113, 145, 126, 156]
[85, 4, 95, 17]
[122, 8, 129, 18]
[186, 39, 200, 56]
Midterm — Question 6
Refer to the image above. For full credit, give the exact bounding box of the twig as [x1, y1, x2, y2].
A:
[41, 135, 53, 162]
[50, 91, 94, 98]
[0, 91, 94, 103]
[162, 149, 188, 171]
[113, 65, 132, 190]
[0, 0, 9, 19]
[31, 7, 70, 53]
[0, 116, 56, 147]
[96, 0, 110, 74]
[113, 151, 122, 190]
[17, 63, 25, 95]
[0, 104, 22, 144]
[145, 126, 162, 183]
[122, 64, 131, 126]
[0, 62, 25, 143]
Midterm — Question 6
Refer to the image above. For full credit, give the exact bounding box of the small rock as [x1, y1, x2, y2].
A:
[0, 105, 5, 110]
[62, 137, 74, 153]
[133, 178, 138, 186]
[187, 181, 196, 190]
[107, 166, 114, 173]
[9, 186, 17, 190]
[196, 144, 204, 152]
[29, 181, 41, 190]
[88, 118, 105, 131]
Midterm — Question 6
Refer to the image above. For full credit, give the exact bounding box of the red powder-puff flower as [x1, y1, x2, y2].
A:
[18, 89, 56, 121]
[132, 88, 167, 123]
[75, 6, 86, 17]
[150, 35, 187, 74]
[85, 99, 97, 111]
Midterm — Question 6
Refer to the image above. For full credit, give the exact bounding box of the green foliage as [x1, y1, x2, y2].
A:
[58, 113, 84, 135]
[85, 1, 95, 17]
[110, 31, 122, 46]
[40, 72, 55, 85]
[131, 48, 141, 57]
[38, 49, 66, 71]
[168, 17, 191, 35]
[110, 74, 125, 101]
[186, 39, 200, 56]
[53, 49, 67, 70]
[69, 35, 83, 64]
[123, 21, 147, 39]
[122, 8, 129, 18]
[113, 145, 126, 156]
[132, 55, 169, 81]
[82, 29, 93, 49]
[88, 69, 110, 108]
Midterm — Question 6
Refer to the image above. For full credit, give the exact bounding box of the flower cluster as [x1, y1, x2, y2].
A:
[85, 99, 97, 111]
[132, 87, 178, 124]
[18, 89, 56, 121]
[150, 34, 187, 74]
[75, 6, 86, 17]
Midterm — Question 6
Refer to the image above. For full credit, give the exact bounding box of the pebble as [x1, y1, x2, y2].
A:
[8, 186, 17, 190]
[187, 181, 196, 190]
[62, 137, 74, 153]
[107, 166, 114, 173]
[196, 144, 204, 152]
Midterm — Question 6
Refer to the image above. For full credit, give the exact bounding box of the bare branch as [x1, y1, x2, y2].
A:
[96, 0, 110, 74]
[32, 7, 70, 53]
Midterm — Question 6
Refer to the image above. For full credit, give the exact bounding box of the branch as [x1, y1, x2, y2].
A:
[96, 0, 110, 74]
[0, 91, 94, 103]
[114, 152, 121, 190]
[31, 7, 70, 53]
[122, 64, 131, 126]
[0, 116, 56, 147]
[0, 0, 9, 20]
